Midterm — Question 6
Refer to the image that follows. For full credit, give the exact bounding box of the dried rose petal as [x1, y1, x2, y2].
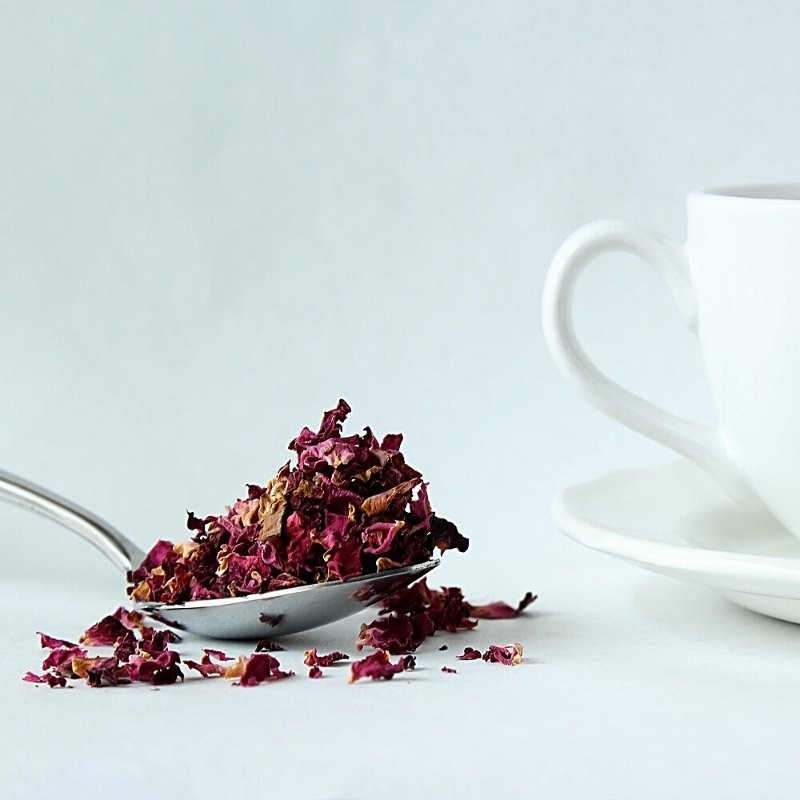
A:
[22, 670, 68, 688]
[72, 656, 128, 687]
[482, 643, 524, 666]
[467, 592, 537, 619]
[185, 654, 228, 678]
[355, 616, 416, 653]
[402, 655, 416, 671]
[113, 630, 138, 663]
[357, 609, 439, 654]
[441, 666, 457, 674]
[380, 578, 435, 615]
[111, 606, 149, 633]
[127, 650, 184, 685]
[428, 515, 470, 554]
[78, 615, 130, 647]
[438, 645, 448, 651]
[303, 648, 349, 667]
[308, 666, 323, 679]
[456, 647, 482, 661]
[42, 646, 88, 675]
[202, 648, 233, 662]
[184, 648, 233, 677]
[138, 628, 179, 656]
[139, 539, 179, 571]
[429, 586, 477, 633]
[228, 653, 294, 686]
[37, 632, 78, 650]
[222, 655, 247, 680]
[348, 650, 407, 683]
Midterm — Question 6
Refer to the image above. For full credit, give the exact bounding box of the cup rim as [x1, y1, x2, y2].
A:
[690, 182, 800, 203]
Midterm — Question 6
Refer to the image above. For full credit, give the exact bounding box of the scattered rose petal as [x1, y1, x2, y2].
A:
[71, 656, 129, 687]
[308, 666, 323, 679]
[482, 643, 524, 666]
[113, 631, 138, 663]
[23, 671, 68, 688]
[456, 647, 482, 661]
[78, 615, 130, 647]
[185, 653, 228, 678]
[356, 616, 418, 654]
[441, 666, 457, 674]
[138, 628, 180, 655]
[42, 646, 88, 675]
[467, 592, 537, 619]
[348, 650, 407, 683]
[111, 606, 149, 634]
[230, 653, 294, 686]
[37, 632, 78, 650]
[303, 648, 349, 667]
[185, 661, 223, 678]
[127, 650, 184, 685]
[203, 648, 233, 662]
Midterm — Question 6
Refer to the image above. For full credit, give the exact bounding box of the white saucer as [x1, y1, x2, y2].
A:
[552, 460, 800, 624]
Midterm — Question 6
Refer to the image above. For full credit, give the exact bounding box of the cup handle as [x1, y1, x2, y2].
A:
[542, 218, 759, 504]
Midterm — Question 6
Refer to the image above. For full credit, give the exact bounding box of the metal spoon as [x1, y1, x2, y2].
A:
[0, 468, 439, 639]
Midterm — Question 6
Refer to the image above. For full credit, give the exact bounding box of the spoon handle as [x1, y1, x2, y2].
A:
[0, 468, 146, 574]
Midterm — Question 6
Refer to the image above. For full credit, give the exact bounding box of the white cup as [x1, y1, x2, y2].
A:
[543, 183, 800, 537]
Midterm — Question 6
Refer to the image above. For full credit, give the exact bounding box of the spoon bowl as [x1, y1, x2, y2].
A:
[0, 468, 439, 639]
[139, 558, 438, 638]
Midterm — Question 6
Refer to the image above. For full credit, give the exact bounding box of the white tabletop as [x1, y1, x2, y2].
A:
[7, 445, 800, 800]
[3, 3, 800, 798]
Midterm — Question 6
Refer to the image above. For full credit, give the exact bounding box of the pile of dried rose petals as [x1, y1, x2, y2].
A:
[24, 582, 534, 689]
[25, 402, 535, 690]
[356, 578, 535, 654]
[127, 400, 469, 605]
[22, 608, 300, 689]
[24, 607, 185, 688]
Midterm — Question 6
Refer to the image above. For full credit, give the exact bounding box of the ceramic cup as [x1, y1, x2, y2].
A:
[543, 183, 800, 538]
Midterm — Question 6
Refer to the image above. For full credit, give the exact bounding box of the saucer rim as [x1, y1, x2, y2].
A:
[552, 460, 800, 598]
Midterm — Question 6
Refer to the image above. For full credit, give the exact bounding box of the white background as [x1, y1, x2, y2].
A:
[2, 2, 800, 798]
